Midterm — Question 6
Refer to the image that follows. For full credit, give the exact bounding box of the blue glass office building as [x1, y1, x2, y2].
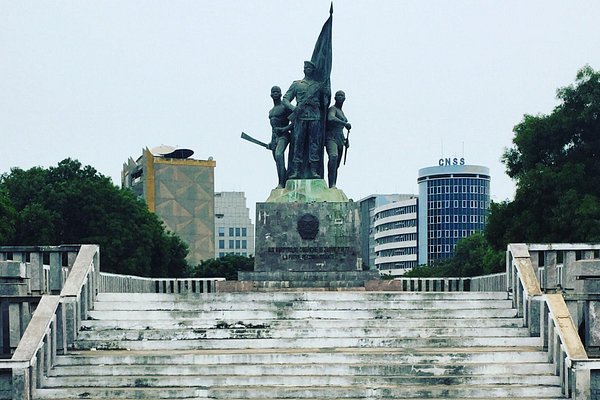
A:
[417, 162, 490, 265]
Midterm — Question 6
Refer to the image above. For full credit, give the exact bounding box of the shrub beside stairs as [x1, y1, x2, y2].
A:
[33, 291, 565, 399]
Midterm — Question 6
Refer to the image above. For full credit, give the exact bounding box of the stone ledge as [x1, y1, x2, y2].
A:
[266, 179, 348, 203]
[0, 261, 27, 279]
[216, 280, 371, 292]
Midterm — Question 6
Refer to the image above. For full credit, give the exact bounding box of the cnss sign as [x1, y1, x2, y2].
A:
[438, 157, 465, 166]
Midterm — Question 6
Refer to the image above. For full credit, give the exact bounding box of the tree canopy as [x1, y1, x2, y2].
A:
[192, 254, 254, 281]
[487, 66, 600, 249]
[0, 159, 189, 277]
[405, 233, 504, 278]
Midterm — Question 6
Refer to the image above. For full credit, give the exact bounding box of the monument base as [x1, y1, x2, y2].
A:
[236, 180, 379, 290]
[266, 179, 348, 203]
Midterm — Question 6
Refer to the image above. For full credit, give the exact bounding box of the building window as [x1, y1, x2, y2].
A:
[242, 227, 247, 236]
[229, 240, 234, 248]
[235, 240, 241, 249]
[218, 227, 225, 237]
[219, 240, 224, 249]
[229, 228, 234, 236]
[242, 240, 247, 249]
[235, 228, 241, 237]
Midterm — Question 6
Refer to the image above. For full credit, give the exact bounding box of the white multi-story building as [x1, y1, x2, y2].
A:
[373, 195, 418, 276]
[357, 194, 406, 269]
[214, 192, 254, 258]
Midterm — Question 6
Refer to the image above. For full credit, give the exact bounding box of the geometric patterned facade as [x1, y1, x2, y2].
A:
[122, 148, 216, 266]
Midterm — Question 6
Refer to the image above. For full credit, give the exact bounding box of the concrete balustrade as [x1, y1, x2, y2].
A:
[100, 272, 224, 294]
[507, 243, 600, 399]
[0, 245, 100, 400]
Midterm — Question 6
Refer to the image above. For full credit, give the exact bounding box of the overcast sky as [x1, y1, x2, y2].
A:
[2, 1, 600, 219]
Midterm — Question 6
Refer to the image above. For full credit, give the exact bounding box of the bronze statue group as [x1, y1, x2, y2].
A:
[269, 60, 351, 190]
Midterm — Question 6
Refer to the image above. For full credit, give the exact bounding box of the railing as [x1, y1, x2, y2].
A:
[507, 243, 597, 400]
[99, 272, 224, 294]
[523, 244, 600, 292]
[0, 245, 100, 400]
[0, 245, 81, 295]
[375, 273, 506, 292]
[395, 277, 470, 291]
[470, 271, 506, 292]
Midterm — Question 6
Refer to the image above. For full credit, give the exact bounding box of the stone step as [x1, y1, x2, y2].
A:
[75, 326, 531, 341]
[42, 373, 561, 388]
[80, 316, 525, 330]
[33, 387, 206, 399]
[87, 307, 518, 321]
[239, 280, 370, 288]
[206, 384, 564, 398]
[236, 271, 379, 280]
[95, 291, 510, 302]
[90, 298, 515, 311]
[57, 347, 551, 366]
[73, 336, 542, 351]
[37, 290, 559, 400]
[49, 361, 556, 377]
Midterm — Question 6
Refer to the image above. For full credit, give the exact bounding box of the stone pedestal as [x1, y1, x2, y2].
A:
[235, 179, 379, 290]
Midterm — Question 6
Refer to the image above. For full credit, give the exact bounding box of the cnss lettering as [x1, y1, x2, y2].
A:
[438, 158, 465, 166]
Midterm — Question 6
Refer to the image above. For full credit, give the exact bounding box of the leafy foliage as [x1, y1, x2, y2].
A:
[193, 255, 254, 281]
[0, 159, 189, 277]
[0, 187, 16, 244]
[405, 233, 504, 278]
[487, 66, 600, 249]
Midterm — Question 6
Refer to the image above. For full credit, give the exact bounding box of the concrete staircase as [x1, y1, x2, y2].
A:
[34, 291, 565, 399]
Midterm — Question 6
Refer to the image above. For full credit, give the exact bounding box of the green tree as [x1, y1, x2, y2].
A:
[405, 233, 504, 278]
[0, 159, 189, 277]
[487, 66, 600, 249]
[0, 188, 16, 243]
[193, 254, 254, 281]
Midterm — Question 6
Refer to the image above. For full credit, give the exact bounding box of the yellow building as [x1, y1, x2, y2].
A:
[122, 148, 216, 266]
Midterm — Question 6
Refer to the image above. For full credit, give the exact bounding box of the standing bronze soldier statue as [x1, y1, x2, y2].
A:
[283, 60, 330, 179]
[325, 90, 351, 188]
[268, 86, 293, 188]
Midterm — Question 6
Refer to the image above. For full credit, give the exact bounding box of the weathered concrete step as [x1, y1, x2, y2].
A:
[207, 384, 563, 398]
[75, 326, 531, 341]
[73, 336, 542, 351]
[241, 280, 370, 288]
[42, 373, 561, 388]
[96, 291, 509, 302]
[91, 299, 515, 311]
[49, 362, 556, 377]
[87, 307, 518, 321]
[57, 347, 551, 366]
[80, 316, 525, 331]
[33, 386, 206, 399]
[206, 398, 565, 400]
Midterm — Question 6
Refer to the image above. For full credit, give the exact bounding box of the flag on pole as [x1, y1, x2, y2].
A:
[310, 3, 333, 177]
[310, 3, 333, 84]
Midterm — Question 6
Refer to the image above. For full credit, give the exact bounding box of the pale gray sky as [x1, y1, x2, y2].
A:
[2, 1, 600, 218]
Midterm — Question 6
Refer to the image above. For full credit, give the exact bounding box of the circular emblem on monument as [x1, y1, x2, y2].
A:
[297, 213, 319, 240]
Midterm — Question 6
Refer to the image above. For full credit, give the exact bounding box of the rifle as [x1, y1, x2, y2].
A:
[343, 128, 350, 165]
[240, 132, 270, 150]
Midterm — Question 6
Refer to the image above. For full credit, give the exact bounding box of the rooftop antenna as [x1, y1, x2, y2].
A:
[441, 138, 444, 158]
